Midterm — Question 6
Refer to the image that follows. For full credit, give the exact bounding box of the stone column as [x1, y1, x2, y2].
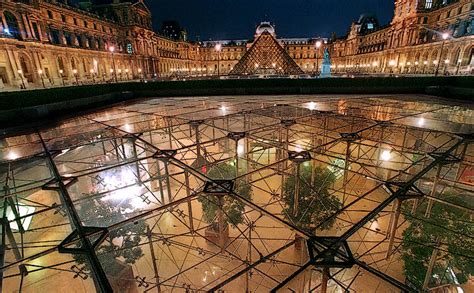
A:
[21, 14, 33, 40]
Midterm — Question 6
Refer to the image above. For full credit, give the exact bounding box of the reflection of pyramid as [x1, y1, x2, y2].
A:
[230, 31, 304, 76]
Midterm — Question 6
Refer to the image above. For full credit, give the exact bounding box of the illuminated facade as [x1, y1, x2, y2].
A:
[0, 0, 473, 89]
[331, 0, 474, 75]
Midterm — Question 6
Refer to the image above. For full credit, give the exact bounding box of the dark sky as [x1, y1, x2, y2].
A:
[146, 0, 395, 41]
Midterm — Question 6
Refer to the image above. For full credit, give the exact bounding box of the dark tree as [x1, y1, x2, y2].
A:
[198, 163, 252, 230]
[282, 165, 342, 232]
[74, 198, 146, 275]
[401, 193, 473, 289]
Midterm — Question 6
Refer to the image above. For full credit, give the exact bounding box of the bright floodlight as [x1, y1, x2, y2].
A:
[6, 151, 19, 161]
[444, 59, 449, 64]
[17, 69, 22, 74]
[90, 69, 94, 73]
[124, 123, 133, 132]
[442, 33, 449, 40]
[138, 68, 142, 73]
[109, 46, 115, 52]
[372, 61, 378, 67]
[215, 43, 222, 51]
[380, 150, 391, 161]
[237, 142, 245, 155]
[417, 117, 425, 127]
[38, 69, 43, 74]
[308, 102, 316, 111]
[315, 41, 322, 48]
[389, 60, 395, 66]
[72, 69, 78, 74]
[295, 145, 303, 153]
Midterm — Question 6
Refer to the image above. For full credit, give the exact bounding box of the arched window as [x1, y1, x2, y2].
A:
[4, 11, 21, 40]
[57, 56, 67, 75]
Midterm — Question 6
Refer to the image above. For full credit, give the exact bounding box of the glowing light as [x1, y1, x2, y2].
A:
[415, 61, 419, 65]
[442, 32, 449, 40]
[433, 60, 438, 65]
[17, 69, 22, 74]
[4, 28, 10, 34]
[72, 69, 78, 74]
[237, 143, 244, 155]
[90, 69, 94, 73]
[307, 101, 316, 111]
[444, 59, 449, 64]
[214, 43, 222, 51]
[6, 151, 19, 160]
[110, 68, 114, 73]
[417, 117, 425, 127]
[423, 61, 428, 65]
[380, 150, 391, 161]
[38, 69, 43, 74]
[295, 145, 303, 153]
[372, 61, 378, 67]
[220, 105, 227, 114]
[124, 123, 133, 132]
[59, 69, 64, 74]
[389, 60, 396, 66]
[315, 40, 322, 48]
[7, 204, 35, 231]
[138, 68, 142, 73]
[109, 46, 115, 52]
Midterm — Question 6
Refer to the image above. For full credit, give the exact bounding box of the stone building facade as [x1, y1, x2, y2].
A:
[331, 0, 474, 75]
[0, 0, 472, 89]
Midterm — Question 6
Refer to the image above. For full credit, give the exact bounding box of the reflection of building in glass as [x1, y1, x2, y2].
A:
[1, 95, 472, 292]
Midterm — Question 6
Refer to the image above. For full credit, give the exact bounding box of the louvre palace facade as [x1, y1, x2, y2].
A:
[0, 0, 473, 89]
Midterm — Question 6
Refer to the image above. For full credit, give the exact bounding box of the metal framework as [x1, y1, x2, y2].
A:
[230, 31, 304, 76]
[0, 95, 472, 292]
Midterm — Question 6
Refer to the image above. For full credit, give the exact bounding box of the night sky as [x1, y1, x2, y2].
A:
[146, 0, 395, 41]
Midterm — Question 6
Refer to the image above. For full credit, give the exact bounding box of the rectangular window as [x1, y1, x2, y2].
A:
[32, 22, 40, 40]
[47, 10, 53, 19]
[84, 21, 88, 28]
[61, 14, 66, 22]
[73, 18, 77, 25]
[425, 0, 433, 9]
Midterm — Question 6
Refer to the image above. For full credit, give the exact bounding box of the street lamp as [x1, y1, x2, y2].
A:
[90, 69, 95, 83]
[138, 68, 143, 81]
[38, 69, 46, 88]
[423, 60, 428, 74]
[388, 60, 396, 75]
[215, 43, 222, 77]
[435, 32, 449, 76]
[72, 69, 79, 85]
[372, 61, 378, 74]
[109, 46, 117, 82]
[59, 69, 65, 86]
[315, 40, 322, 75]
[17, 69, 25, 89]
[456, 59, 462, 75]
